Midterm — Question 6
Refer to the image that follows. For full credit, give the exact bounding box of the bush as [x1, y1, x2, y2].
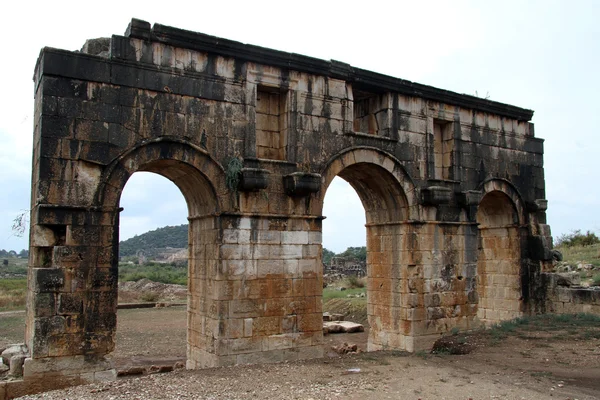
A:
[556, 230, 600, 248]
[140, 291, 160, 302]
[346, 275, 365, 289]
[118, 262, 187, 285]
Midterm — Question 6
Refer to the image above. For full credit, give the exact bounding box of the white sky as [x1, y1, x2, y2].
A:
[0, 0, 598, 253]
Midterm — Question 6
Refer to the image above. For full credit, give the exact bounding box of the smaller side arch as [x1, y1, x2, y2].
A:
[476, 178, 525, 325]
[478, 178, 526, 226]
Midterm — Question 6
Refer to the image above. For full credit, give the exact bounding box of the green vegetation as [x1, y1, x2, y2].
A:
[336, 246, 367, 262]
[555, 230, 600, 248]
[346, 275, 365, 289]
[225, 157, 243, 192]
[322, 286, 366, 301]
[119, 262, 187, 285]
[119, 224, 188, 257]
[0, 249, 28, 258]
[322, 248, 335, 264]
[0, 257, 28, 276]
[488, 313, 600, 342]
[557, 242, 600, 268]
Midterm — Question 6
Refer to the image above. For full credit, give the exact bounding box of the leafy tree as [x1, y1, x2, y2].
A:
[338, 246, 367, 262]
[322, 248, 335, 264]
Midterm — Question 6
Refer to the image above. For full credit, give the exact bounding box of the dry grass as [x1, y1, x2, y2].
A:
[0, 278, 27, 311]
[558, 243, 600, 267]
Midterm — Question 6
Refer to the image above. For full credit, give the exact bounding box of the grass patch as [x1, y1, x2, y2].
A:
[556, 242, 600, 266]
[0, 278, 27, 311]
[322, 287, 366, 301]
[530, 371, 552, 378]
[345, 275, 365, 289]
[118, 262, 187, 285]
[0, 314, 26, 347]
[0, 258, 28, 276]
[486, 313, 600, 343]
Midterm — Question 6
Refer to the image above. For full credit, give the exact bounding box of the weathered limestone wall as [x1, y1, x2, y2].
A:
[187, 215, 323, 368]
[20, 18, 555, 395]
[543, 274, 600, 315]
[477, 226, 522, 324]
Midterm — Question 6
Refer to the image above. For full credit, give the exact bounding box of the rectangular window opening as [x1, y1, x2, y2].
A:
[256, 87, 287, 161]
[353, 89, 380, 135]
[433, 120, 454, 180]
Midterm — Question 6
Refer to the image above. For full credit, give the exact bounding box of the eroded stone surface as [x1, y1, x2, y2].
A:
[21, 17, 555, 398]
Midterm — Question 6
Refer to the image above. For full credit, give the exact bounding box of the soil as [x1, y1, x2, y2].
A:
[6, 307, 599, 400]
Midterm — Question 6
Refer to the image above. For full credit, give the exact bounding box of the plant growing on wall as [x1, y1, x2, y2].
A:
[226, 157, 243, 210]
[225, 157, 243, 192]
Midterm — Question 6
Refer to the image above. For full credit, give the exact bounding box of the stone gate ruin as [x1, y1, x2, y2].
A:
[19, 18, 555, 393]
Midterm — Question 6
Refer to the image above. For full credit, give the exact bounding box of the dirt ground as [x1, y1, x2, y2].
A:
[3, 307, 599, 399]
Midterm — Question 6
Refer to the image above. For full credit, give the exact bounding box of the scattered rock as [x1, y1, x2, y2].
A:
[174, 361, 185, 369]
[149, 365, 174, 374]
[1, 344, 28, 376]
[117, 366, 146, 377]
[332, 343, 359, 354]
[556, 272, 581, 287]
[323, 321, 364, 333]
[322, 312, 344, 322]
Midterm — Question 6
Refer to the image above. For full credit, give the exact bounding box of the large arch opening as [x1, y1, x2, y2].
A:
[476, 190, 523, 325]
[114, 171, 189, 372]
[100, 142, 224, 370]
[322, 177, 367, 350]
[319, 149, 417, 352]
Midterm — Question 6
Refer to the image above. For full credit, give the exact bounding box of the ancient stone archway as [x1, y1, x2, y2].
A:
[318, 148, 417, 351]
[99, 140, 225, 368]
[17, 18, 554, 395]
[476, 180, 526, 325]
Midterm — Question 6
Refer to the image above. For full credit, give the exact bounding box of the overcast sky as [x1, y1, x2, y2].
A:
[0, 0, 598, 253]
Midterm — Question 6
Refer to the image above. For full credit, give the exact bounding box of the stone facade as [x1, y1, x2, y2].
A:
[20, 18, 554, 393]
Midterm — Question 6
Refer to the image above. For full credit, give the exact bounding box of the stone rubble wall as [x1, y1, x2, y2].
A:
[543, 273, 600, 315]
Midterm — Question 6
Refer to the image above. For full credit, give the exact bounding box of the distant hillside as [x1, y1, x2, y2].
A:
[118, 224, 366, 263]
[119, 224, 188, 257]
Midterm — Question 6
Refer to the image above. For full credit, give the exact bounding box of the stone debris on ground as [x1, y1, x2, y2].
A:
[331, 343, 360, 355]
[322, 312, 344, 322]
[119, 279, 187, 298]
[323, 321, 364, 334]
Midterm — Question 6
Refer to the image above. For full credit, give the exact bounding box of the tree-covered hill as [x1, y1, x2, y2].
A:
[119, 224, 188, 257]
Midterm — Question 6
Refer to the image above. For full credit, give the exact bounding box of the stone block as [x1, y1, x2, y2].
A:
[32, 268, 65, 293]
[257, 230, 281, 244]
[229, 337, 263, 354]
[281, 231, 309, 244]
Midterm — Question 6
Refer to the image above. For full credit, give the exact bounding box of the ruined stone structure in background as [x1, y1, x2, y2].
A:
[17, 18, 555, 395]
[325, 257, 366, 277]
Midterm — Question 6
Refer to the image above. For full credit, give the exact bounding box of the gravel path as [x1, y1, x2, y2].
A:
[17, 351, 594, 400]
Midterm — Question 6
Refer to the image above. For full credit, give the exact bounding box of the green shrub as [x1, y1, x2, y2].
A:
[118, 262, 187, 285]
[140, 291, 160, 302]
[556, 230, 600, 248]
[592, 274, 600, 287]
[346, 275, 365, 289]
